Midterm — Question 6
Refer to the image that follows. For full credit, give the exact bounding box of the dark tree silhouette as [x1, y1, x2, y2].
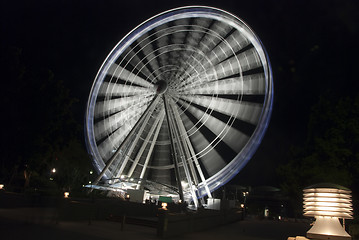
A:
[277, 93, 359, 217]
[0, 46, 91, 193]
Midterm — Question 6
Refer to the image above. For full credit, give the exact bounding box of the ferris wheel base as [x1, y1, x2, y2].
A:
[85, 184, 235, 212]
[206, 198, 221, 210]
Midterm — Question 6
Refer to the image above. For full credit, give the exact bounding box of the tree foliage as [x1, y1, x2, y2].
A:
[0, 46, 91, 193]
[277, 94, 359, 217]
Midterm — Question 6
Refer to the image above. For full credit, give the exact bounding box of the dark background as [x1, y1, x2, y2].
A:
[1, 0, 358, 188]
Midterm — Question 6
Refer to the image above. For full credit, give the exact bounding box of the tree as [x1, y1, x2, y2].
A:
[0, 45, 91, 193]
[277, 94, 359, 217]
[54, 138, 92, 193]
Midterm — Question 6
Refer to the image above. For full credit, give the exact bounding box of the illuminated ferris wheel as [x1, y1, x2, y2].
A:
[85, 6, 273, 206]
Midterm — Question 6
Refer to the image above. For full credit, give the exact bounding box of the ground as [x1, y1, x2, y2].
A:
[0, 207, 309, 240]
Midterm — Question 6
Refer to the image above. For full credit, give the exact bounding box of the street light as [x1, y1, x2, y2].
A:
[303, 183, 353, 240]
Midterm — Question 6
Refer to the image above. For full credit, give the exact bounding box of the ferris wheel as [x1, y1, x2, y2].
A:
[85, 6, 273, 206]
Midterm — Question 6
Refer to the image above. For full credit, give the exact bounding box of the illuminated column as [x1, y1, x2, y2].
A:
[303, 183, 353, 240]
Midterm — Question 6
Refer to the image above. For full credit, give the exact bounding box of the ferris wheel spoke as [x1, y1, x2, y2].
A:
[206, 33, 251, 67]
[205, 30, 236, 63]
[140, 32, 168, 78]
[107, 63, 154, 88]
[179, 23, 235, 75]
[177, 109, 227, 176]
[195, 93, 265, 104]
[213, 47, 262, 76]
[135, 35, 162, 80]
[178, 77, 266, 101]
[94, 103, 146, 143]
[200, 43, 260, 77]
[178, 94, 263, 126]
[179, 68, 265, 95]
[176, 98, 250, 153]
[99, 81, 152, 97]
[131, 41, 164, 82]
[93, 94, 154, 138]
[157, 21, 233, 88]
[198, 19, 232, 52]
[117, 40, 163, 83]
[170, 53, 208, 90]
[175, 101, 236, 160]
[118, 45, 157, 83]
[156, 39, 171, 68]
[94, 95, 152, 119]
[213, 43, 254, 67]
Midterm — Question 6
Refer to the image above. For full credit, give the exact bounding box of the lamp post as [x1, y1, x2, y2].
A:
[303, 183, 353, 240]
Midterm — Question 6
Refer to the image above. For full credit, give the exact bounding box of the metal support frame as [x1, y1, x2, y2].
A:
[166, 98, 199, 208]
[114, 102, 157, 180]
[163, 95, 184, 202]
[127, 108, 164, 177]
[92, 95, 160, 187]
[169, 96, 213, 198]
[137, 110, 165, 189]
[139, 110, 165, 179]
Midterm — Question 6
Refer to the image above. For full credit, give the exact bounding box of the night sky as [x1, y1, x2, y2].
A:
[1, 0, 359, 187]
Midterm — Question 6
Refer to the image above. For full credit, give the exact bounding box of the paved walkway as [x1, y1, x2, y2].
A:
[0, 208, 309, 240]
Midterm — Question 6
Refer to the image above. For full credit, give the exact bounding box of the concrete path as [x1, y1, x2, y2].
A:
[0, 208, 309, 240]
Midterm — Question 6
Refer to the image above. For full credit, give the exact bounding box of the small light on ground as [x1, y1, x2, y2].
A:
[64, 192, 70, 198]
[161, 202, 168, 210]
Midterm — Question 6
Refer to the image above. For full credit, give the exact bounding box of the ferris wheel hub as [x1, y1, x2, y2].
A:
[155, 80, 168, 95]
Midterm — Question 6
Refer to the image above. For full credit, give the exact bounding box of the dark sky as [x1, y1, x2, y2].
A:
[1, 0, 358, 186]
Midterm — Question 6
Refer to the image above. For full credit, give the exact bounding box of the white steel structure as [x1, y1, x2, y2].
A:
[85, 6, 273, 206]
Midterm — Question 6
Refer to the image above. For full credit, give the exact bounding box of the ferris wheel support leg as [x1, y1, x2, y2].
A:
[170, 98, 200, 186]
[168, 113, 199, 208]
[163, 95, 185, 202]
[114, 100, 156, 180]
[168, 98, 201, 207]
[137, 111, 165, 188]
[166, 97, 200, 208]
[169, 96, 212, 199]
[127, 109, 165, 178]
[91, 95, 160, 189]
